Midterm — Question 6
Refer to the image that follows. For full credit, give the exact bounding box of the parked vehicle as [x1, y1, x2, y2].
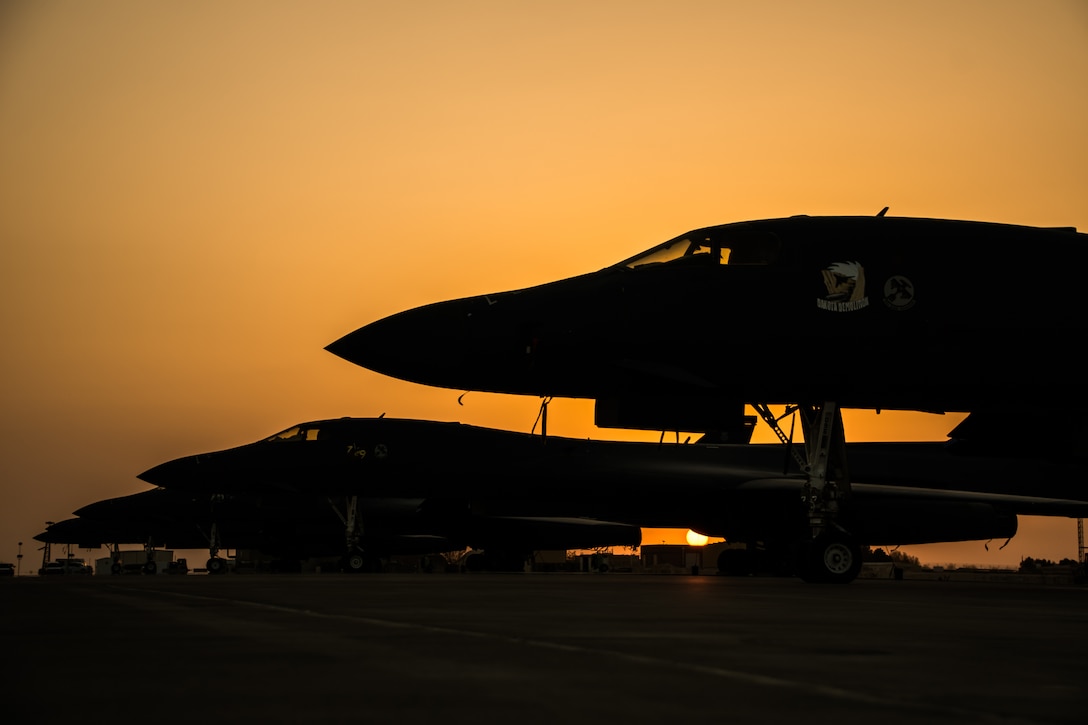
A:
[40, 558, 92, 575]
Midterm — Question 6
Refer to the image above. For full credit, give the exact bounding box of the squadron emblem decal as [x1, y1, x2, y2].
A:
[817, 261, 869, 312]
[883, 275, 916, 311]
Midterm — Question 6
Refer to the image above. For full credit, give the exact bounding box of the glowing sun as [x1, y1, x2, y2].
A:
[685, 529, 709, 546]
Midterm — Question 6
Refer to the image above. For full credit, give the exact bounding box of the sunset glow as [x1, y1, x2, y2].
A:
[685, 530, 710, 547]
[2, 1, 1086, 571]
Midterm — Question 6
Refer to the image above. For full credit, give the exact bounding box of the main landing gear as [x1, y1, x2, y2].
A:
[201, 495, 230, 574]
[202, 522, 230, 574]
[108, 543, 123, 575]
[141, 538, 159, 574]
[753, 401, 863, 584]
[798, 530, 862, 584]
[329, 495, 381, 573]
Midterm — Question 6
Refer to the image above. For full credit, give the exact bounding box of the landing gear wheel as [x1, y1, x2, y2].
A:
[142, 561, 157, 575]
[206, 557, 228, 575]
[799, 533, 862, 584]
[344, 552, 371, 573]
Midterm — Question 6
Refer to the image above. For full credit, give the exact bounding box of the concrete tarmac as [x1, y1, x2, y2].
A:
[3, 573, 1086, 724]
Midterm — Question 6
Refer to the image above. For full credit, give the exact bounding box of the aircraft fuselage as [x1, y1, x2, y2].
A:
[327, 216, 1088, 431]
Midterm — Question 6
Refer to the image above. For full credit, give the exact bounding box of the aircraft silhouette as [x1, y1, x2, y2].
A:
[37, 480, 642, 575]
[326, 214, 1088, 581]
[137, 416, 1088, 581]
[34, 487, 454, 574]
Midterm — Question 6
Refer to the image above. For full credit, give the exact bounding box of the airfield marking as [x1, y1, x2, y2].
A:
[110, 583, 1043, 725]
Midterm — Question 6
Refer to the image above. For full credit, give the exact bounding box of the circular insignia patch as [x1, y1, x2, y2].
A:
[883, 275, 916, 311]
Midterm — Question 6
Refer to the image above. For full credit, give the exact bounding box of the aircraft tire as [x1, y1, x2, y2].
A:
[799, 533, 862, 584]
[344, 553, 367, 573]
[206, 557, 227, 575]
[142, 561, 157, 575]
[111, 562, 122, 575]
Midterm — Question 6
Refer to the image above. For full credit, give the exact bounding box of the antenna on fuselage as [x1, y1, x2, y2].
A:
[876, 206, 889, 217]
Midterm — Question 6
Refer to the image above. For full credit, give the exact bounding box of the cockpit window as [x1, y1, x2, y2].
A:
[621, 238, 716, 268]
[265, 426, 320, 442]
[619, 230, 780, 269]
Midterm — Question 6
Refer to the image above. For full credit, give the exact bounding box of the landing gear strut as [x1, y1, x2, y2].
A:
[330, 495, 379, 573]
[142, 538, 158, 574]
[754, 401, 863, 583]
[109, 543, 122, 575]
[203, 498, 229, 574]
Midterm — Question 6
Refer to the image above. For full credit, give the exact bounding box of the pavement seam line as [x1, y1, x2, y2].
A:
[121, 585, 1042, 725]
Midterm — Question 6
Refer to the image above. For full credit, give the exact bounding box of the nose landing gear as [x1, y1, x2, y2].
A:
[754, 401, 862, 584]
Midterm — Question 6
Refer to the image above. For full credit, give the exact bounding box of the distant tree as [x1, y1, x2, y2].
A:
[888, 550, 920, 568]
[861, 547, 919, 567]
[1019, 557, 1057, 572]
[863, 547, 891, 562]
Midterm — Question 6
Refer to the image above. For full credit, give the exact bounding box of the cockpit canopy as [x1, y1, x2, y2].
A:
[262, 419, 383, 445]
[265, 425, 321, 442]
[618, 227, 781, 269]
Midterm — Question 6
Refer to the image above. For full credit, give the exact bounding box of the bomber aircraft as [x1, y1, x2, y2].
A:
[325, 214, 1088, 581]
[138, 416, 1088, 582]
[35, 487, 442, 574]
[38, 481, 641, 575]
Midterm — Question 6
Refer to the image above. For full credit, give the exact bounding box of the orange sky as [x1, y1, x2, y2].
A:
[2, 1, 1086, 572]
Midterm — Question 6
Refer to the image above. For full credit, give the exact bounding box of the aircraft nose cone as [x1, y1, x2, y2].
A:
[327, 289, 606, 397]
[326, 300, 483, 388]
[73, 498, 117, 518]
[74, 489, 169, 518]
[35, 518, 82, 543]
[324, 318, 402, 375]
[137, 456, 203, 489]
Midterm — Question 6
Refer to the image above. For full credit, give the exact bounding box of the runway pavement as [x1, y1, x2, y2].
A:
[3, 572, 1086, 724]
